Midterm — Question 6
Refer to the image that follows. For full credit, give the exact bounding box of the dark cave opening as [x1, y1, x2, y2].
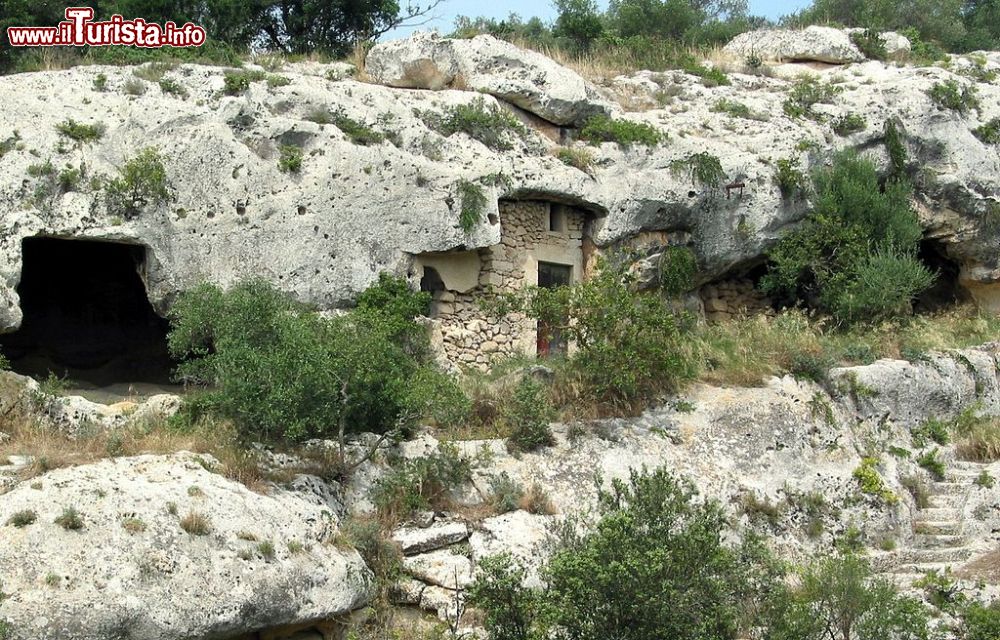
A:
[914, 239, 968, 313]
[0, 237, 173, 386]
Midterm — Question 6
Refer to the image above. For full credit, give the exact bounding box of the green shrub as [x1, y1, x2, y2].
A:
[422, 98, 527, 151]
[853, 457, 898, 504]
[104, 147, 169, 218]
[669, 152, 726, 190]
[912, 417, 951, 447]
[491, 257, 698, 408]
[884, 120, 909, 180]
[711, 98, 751, 118]
[917, 448, 947, 480]
[486, 472, 524, 513]
[158, 78, 188, 98]
[504, 378, 555, 453]
[579, 114, 663, 147]
[762, 150, 931, 326]
[222, 69, 266, 95]
[6, 509, 36, 528]
[371, 443, 472, 523]
[467, 554, 541, 640]
[331, 112, 385, 146]
[55, 119, 105, 143]
[277, 144, 303, 173]
[541, 469, 782, 640]
[657, 246, 698, 296]
[783, 76, 842, 119]
[555, 146, 595, 171]
[168, 275, 460, 444]
[774, 157, 806, 199]
[54, 507, 84, 530]
[266, 75, 290, 88]
[963, 600, 1000, 640]
[457, 178, 487, 232]
[927, 80, 980, 114]
[92, 73, 107, 92]
[975, 470, 995, 488]
[832, 113, 867, 136]
[973, 118, 1000, 144]
[850, 29, 888, 60]
[773, 554, 929, 640]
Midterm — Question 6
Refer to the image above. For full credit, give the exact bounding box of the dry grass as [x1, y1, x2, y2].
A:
[179, 511, 211, 536]
[693, 305, 1000, 387]
[0, 408, 268, 493]
[519, 482, 557, 515]
[954, 415, 1000, 462]
[956, 550, 1000, 585]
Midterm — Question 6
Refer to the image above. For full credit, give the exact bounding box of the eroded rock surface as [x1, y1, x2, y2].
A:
[0, 453, 372, 640]
[0, 36, 995, 329]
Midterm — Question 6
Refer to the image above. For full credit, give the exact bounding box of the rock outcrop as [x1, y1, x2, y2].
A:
[723, 26, 869, 63]
[0, 34, 995, 332]
[0, 453, 372, 640]
[366, 31, 614, 126]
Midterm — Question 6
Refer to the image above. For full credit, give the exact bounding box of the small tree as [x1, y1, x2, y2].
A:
[770, 554, 929, 640]
[489, 257, 698, 407]
[466, 554, 542, 640]
[168, 275, 465, 449]
[543, 468, 781, 640]
[105, 147, 170, 218]
[504, 378, 555, 452]
[762, 150, 934, 326]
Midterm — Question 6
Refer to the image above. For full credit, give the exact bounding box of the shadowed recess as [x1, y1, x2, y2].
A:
[0, 236, 172, 386]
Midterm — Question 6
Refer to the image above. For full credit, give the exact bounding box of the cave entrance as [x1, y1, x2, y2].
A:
[914, 239, 968, 313]
[0, 237, 173, 389]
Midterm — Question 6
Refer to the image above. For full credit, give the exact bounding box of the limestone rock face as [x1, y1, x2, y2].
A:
[365, 31, 615, 126]
[723, 26, 867, 63]
[0, 371, 180, 435]
[0, 38, 996, 329]
[0, 453, 372, 640]
[844, 28, 912, 59]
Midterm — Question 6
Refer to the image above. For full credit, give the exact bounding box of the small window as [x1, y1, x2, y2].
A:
[548, 205, 567, 233]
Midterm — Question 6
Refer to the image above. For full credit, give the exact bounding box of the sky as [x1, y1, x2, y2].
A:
[386, 0, 814, 40]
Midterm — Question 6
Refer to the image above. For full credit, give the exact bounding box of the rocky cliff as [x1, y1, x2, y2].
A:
[0, 29, 997, 334]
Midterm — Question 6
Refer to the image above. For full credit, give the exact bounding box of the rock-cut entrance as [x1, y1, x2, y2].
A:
[0, 237, 173, 388]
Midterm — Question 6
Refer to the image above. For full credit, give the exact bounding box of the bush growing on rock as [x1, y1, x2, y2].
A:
[927, 80, 980, 114]
[421, 98, 527, 151]
[783, 76, 842, 120]
[370, 443, 472, 523]
[771, 554, 929, 640]
[490, 257, 698, 409]
[973, 118, 1000, 145]
[104, 147, 170, 218]
[579, 114, 663, 147]
[469, 468, 788, 640]
[168, 275, 466, 444]
[762, 150, 933, 326]
[504, 378, 555, 452]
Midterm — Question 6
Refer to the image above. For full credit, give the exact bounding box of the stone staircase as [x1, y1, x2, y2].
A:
[883, 461, 989, 586]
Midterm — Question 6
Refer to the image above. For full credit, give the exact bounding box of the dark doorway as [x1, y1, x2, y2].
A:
[914, 239, 968, 313]
[0, 237, 173, 386]
[537, 262, 572, 356]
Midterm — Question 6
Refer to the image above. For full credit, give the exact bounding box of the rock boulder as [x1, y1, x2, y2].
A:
[724, 26, 867, 63]
[366, 31, 614, 126]
[0, 453, 372, 640]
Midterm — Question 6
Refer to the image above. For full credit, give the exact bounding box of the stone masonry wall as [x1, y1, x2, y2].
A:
[700, 279, 773, 323]
[429, 200, 588, 371]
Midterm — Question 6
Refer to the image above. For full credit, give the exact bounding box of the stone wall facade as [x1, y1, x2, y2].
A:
[700, 279, 773, 323]
[418, 200, 591, 371]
